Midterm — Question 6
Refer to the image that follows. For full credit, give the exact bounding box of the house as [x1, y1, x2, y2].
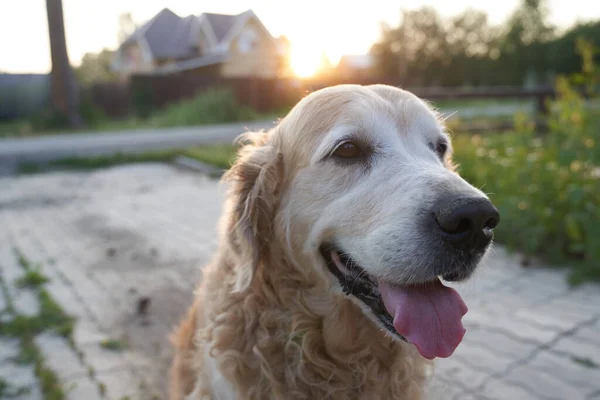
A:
[112, 9, 289, 78]
[336, 54, 374, 79]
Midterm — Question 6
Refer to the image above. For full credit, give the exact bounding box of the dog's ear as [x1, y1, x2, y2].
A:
[223, 130, 283, 292]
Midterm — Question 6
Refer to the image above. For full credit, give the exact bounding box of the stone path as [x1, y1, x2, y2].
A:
[0, 164, 599, 399]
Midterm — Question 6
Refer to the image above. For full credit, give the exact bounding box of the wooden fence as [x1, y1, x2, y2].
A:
[85, 75, 559, 131]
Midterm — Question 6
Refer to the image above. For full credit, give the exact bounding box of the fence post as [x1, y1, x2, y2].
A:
[534, 92, 550, 133]
[535, 94, 549, 115]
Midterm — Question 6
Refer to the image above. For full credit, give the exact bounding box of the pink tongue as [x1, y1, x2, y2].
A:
[379, 278, 468, 360]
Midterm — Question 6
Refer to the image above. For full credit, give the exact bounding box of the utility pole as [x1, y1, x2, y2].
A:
[46, 0, 82, 127]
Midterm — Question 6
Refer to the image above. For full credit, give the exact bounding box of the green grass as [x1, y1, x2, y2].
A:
[0, 289, 75, 339]
[16, 266, 50, 288]
[14, 249, 50, 288]
[1, 251, 72, 400]
[24, 340, 65, 400]
[0, 377, 31, 398]
[431, 98, 533, 110]
[0, 88, 283, 138]
[0, 276, 15, 314]
[18, 144, 238, 175]
[100, 338, 128, 352]
[184, 145, 238, 170]
[453, 78, 600, 284]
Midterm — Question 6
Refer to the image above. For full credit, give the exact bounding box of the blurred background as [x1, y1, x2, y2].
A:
[0, 0, 599, 399]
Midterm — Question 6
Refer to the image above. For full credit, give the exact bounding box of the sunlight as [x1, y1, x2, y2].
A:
[290, 45, 323, 78]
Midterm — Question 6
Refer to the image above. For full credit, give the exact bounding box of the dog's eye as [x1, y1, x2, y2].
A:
[332, 141, 362, 159]
[436, 142, 448, 157]
[430, 140, 448, 159]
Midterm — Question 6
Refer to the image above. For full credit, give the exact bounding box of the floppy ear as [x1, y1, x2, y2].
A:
[222, 130, 283, 292]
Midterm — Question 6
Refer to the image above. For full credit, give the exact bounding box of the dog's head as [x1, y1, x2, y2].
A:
[224, 84, 499, 360]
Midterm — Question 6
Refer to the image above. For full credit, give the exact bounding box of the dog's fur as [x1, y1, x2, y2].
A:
[169, 84, 492, 400]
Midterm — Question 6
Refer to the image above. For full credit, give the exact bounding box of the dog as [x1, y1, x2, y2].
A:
[169, 84, 499, 400]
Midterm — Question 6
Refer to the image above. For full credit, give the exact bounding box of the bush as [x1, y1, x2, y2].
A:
[453, 40, 599, 284]
[149, 88, 259, 127]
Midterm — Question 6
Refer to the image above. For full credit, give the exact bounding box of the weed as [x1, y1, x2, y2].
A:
[100, 338, 128, 352]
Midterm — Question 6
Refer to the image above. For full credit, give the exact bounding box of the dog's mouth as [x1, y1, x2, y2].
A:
[320, 245, 468, 360]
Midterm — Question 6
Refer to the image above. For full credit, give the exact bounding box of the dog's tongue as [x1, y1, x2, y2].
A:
[379, 278, 468, 360]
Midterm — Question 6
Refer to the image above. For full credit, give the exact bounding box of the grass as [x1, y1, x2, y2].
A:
[0, 276, 15, 314]
[1, 251, 74, 400]
[431, 98, 533, 110]
[16, 266, 50, 288]
[100, 338, 128, 352]
[22, 340, 65, 400]
[0, 377, 31, 398]
[453, 78, 600, 283]
[0, 289, 75, 339]
[18, 144, 238, 175]
[14, 248, 50, 292]
[0, 88, 283, 138]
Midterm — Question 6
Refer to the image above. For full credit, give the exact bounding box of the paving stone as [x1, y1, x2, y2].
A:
[480, 379, 542, 400]
[526, 350, 600, 390]
[551, 336, 600, 367]
[451, 341, 516, 375]
[72, 318, 108, 346]
[0, 312, 13, 323]
[44, 278, 88, 318]
[464, 326, 537, 360]
[515, 307, 590, 332]
[9, 385, 43, 400]
[64, 376, 102, 400]
[425, 376, 467, 400]
[78, 343, 130, 373]
[12, 288, 40, 317]
[2, 164, 600, 400]
[504, 363, 588, 400]
[464, 308, 559, 344]
[0, 288, 7, 312]
[0, 362, 38, 392]
[0, 337, 20, 362]
[34, 332, 87, 381]
[95, 368, 140, 400]
[433, 356, 490, 391]
[532, 298, 599, 324]
[574, 326, 600, 346]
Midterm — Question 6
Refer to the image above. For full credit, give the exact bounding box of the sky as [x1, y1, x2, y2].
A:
[1, 0, 599, 75]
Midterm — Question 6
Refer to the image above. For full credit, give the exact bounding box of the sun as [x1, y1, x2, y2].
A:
[290, 45, 323, 78]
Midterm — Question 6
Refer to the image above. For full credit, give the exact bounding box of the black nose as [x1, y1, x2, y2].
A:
[433, 197, 499, 250]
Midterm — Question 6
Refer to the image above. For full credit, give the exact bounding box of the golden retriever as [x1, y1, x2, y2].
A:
[169, 84, 499, 400]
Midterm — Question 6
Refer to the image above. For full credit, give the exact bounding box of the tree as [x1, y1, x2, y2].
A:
[547, 21, 600, 77]
[46, 0, 81, 127]
[118, 12, 137, 44]
[370, 1, 594, 87]
[499, 0, 555, 85]
[76, 49, 117, 87]
[370, 7, 453, 86]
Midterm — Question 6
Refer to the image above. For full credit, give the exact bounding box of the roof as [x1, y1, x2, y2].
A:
[119, 8, 268, 61]
[123, 8, 183, 59]
[203, 13, 237, 42]
[163, 15, 201, 59]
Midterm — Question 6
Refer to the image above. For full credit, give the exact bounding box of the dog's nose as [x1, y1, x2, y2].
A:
[433, 197, 499, 250]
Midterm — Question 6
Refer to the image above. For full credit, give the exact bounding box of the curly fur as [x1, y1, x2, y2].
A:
[167, 84, 488, 400]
